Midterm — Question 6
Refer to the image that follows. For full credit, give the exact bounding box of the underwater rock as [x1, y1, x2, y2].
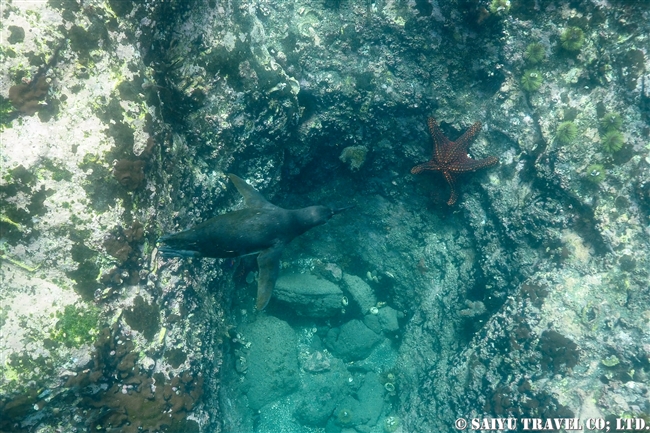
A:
[364, 306, 400, 335]
[301, 350, 331, 373]
[240, 315, 300, 410]
[363, 307, 399, 334]
[123, 295, 160, 341]
[364, 313, 382, 334]
[356, 372, 385, 427]
[356, 338, 399, 372]
[325, 319, 383, 362]
[324, 262, 343, 280]
[8, 76, 49, 115]
[341, 273, 377, 314]
[332, 372, 385, 428]
[294, 366, 345, 426]
[257, 405, 303, 433]
[112, 159, 145, 190]
[538, 330, 580, 373]
[377, 306, 400, 333]
[273, 273, 344, 317]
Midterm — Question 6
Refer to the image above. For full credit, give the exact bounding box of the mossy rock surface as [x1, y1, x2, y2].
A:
[294, 365, 346, 426]
[273, 273, 344, 318]
[50, 304, 100, 348]
[333, 372, 385, 427]
[240, 315, 300, 410]
[325, 319, 384, 362]
[341, 273, 377, 313]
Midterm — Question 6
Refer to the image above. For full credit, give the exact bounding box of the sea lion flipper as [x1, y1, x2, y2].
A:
[255, 244, 283, 310]
[228, 174, 271, 209]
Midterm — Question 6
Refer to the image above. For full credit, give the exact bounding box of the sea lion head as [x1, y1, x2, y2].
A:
[300, 205, 337, 226]
[296, 204, 355, 228]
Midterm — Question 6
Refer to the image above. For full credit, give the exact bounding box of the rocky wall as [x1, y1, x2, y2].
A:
[1, 0, 649, 432]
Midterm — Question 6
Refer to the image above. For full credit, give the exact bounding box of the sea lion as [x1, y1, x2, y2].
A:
[158, 173, 352, 310]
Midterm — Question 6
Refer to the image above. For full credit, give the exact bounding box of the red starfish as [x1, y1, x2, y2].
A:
[411, 117, 499, 205]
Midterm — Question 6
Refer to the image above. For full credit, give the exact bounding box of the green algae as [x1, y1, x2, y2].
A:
[489, 0, 511, 15]
[601, 355, 620, 367]
[41, 159, 74, 181]
[0, 95, 14, 129]
[50, 304, 100, 348]
[0, 252, 41, 272]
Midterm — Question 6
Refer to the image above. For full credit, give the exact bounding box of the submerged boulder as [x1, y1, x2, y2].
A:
[341, 273, 377, 314]
[273, 273, 344, 318]
[294, 361, 346, 426]
[324, 319, 384, 362]
[240, 315, 300, 410]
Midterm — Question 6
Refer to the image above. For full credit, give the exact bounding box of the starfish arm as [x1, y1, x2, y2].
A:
[428, 117, 453, 162]
[411, 160, 441, 174]
[448, 156, 499, 173]
[448, 121, 483, 160]
[443, 171, 459, 205]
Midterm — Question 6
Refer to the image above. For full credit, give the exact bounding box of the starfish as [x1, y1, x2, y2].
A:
[411, 117, 499, 205]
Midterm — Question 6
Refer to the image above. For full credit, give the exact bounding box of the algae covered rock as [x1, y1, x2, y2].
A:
[294, 363, 346, 426]
[377, 306, 400, 333]
[341, 273, 377, 314]
[325, 319, 383, 362]
[363, 306, 400, 334]
[332, 372, 385, 428]
[257, 404, 303, 433]
[273, 273, 344, 317]
[240, 315, 300, 410]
